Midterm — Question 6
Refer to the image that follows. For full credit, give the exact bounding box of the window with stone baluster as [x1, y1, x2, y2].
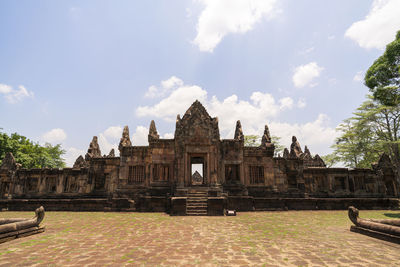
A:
[128, 165, 145, 184]
[249, 166, 264, 184]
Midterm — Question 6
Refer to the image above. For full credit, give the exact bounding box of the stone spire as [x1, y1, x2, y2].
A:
[85, 136, 102, 161]
[0, 152, 18, 171]
[261, 124, 272, 146]
[148, 120, 159, 142]
[304, 145, 311, 156]
[73, 155, 87, 169]
[119, 126, 132, 152]
[108, 149, 115, 157]
[234, 120, 244, 141]
[283, 148, 289, 159]
[289, 136, 303, 158]
[313, 154, 326, 167]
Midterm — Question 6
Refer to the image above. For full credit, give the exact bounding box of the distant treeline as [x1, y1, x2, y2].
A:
[0, 130, 65, 169]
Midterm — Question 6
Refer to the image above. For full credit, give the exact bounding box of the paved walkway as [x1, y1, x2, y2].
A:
[0, 210, 399, 266]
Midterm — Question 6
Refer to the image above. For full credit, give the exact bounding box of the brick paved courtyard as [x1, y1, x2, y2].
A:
[1, 210, 400, 266]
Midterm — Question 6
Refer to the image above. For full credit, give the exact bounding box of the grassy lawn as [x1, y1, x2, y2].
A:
[0, 210, 399, 266]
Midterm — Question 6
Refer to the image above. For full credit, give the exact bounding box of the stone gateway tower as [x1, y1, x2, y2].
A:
[0, 101, 399, 215]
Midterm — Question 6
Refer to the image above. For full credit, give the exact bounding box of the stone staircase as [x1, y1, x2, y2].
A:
[186, 189, 208, 216]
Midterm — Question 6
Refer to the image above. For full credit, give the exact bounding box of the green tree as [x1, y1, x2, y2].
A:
[244, 135, 285, 157]
[244, 135, 260, 147]
[271, 136, 285, 157]
[0, 131, 66, 168]
[365, 30, 400, 106]
[321, 153, 339, 168]
[328, 96, 399, 171]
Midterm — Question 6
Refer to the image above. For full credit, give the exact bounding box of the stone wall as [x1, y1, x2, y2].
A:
[0, 101, 399, 212]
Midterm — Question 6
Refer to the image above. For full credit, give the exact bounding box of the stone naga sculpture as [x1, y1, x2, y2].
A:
[0, 206, 45, 243]
[348, 206, 400, 237]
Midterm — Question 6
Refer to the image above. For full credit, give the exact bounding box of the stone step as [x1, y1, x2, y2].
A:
[188, 191, 208, 195]
[186, 212, 208, 216]
[186, 204, 207, 207]
[187, 206, 207, 210]
[187, 201, 207, 204]
[186, 197, 207, 202]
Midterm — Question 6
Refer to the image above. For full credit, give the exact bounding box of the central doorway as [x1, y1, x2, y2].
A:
[191, 156, 205, 186]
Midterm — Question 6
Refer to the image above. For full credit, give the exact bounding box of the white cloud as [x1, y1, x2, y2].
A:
[145, 76, 184, 98]
[353, 71, 364, 82]
[132, 126, 149, 146]
[145, 86, 159, 98]
[270, 114, 338, 156]
[97, 126, 124, 156]
[279, 97, 294, 110]
[292, 62, 324, 88]
[42, 128, 67, 144]
[0, 84, 12, 94]
[0, 84, 34, 103]
[64, 147, 84, 167]
[328, 35, 335, 40]
[98, 133, 118, 156]
[104, 126, 122, 139]
[163, 133, 174, 139]
[161, 76, 183, 90]
[297, 98, 306, 108]
[137, 76, 337, 156]
[137, 83, 207, 121]
[345, 0, 400, 49]
[193, 0, 280, 52]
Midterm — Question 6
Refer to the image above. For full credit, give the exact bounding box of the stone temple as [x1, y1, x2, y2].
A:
[0, 101, 399, 215]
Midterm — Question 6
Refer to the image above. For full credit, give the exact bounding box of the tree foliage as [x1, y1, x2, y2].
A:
[0, 131, 66, 169]
[321, 153, 339, 168]
[244, 135, 285, 156]
[365, 30, 400, 106]
[244, 135, 260, 147]
[327, 96, 400, 170]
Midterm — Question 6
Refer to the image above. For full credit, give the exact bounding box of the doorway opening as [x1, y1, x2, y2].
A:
[191, 157, 204, 185]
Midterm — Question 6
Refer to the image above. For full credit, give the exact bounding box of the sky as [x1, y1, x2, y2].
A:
[1, 0, 400, 167]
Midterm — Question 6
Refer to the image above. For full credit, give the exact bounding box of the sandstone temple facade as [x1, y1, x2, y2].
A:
[0, 101, 399, 214]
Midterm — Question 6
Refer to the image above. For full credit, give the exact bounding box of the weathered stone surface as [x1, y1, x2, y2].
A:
[107, 149, 115, 158]
[313, 154, 326, 167]
[148, 120, 160, 142]
[349, 206, 400, 238]
[118, 126, 132, 151]
[191, 171, 203, 185]
[283, 148, 289, 159]
[261, 124, 272, 146]
[234, 120, 244, 141]
[290, 136, 303, 158]
[73, 155, 87, 169]
[85, 136, 102, 160]
[0, 100, 398, 213]
[304, 146, 311, 156]
[0, 152, 18, 171]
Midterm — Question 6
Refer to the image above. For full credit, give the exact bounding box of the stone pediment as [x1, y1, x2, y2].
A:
[175, 100, 220, 144]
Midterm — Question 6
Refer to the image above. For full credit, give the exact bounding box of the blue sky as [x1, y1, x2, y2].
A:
[1, 0, 400, 166]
